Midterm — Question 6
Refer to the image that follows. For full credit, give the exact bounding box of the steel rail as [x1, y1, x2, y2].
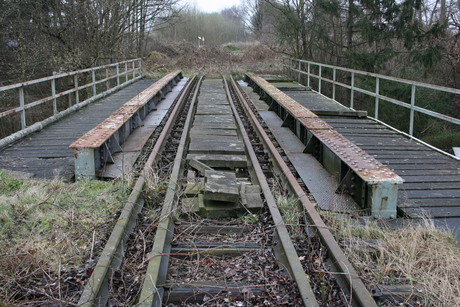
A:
[77, 76, 196, 307]
[224, 77, 319, 307]
[138, 76, 203, 307]
[230, 76, 378, 307]
[138, 76, 317, 306]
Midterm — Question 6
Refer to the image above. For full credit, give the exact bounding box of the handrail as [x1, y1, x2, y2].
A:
[0, 59, 141, 91]
[285, 58, 460, 137]
[0, 59, 142, 148]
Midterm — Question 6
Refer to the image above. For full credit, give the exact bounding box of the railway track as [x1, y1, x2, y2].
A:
[77, 75, 377, 306]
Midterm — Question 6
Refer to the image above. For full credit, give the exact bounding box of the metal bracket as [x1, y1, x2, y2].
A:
[282, 113, 294, 129]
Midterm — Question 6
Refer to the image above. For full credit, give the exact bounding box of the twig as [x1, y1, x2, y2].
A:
[90, 229, 96, 260]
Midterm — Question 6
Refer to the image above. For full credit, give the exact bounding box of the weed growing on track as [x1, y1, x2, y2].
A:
[277, 195, 304, 238]
[0, 170, 131, 304]
[325, 215, 460, 306]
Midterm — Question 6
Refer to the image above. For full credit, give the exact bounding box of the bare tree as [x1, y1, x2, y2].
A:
[0, 0, 182, 82]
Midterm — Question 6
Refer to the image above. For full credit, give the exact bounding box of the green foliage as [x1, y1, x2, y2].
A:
[240, 213, 259, 224]
[143, 182, 168, 207]
[422, 132, 460, 152]
[224, 44, 242, 53]
[0, 176, 132, 304]
[277, 196, 302, 237]
[354, 76, 457, 143]
[147, 51, 167, 62]
[344, 48, 395, 72]
[412, 44, 444, 69]
[0, 177, 130, 240]
[0, 171, 24, 195]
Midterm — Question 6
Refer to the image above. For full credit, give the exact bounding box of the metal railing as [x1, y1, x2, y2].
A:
[0, 59, 143, 149]
[285, 58, 460, 137]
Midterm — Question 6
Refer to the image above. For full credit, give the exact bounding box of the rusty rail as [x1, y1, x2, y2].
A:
[245, 73, 403, 219]
[69, 71, 183, 180]
[231, 76, 378, 306]
[78, 75, 196, 307]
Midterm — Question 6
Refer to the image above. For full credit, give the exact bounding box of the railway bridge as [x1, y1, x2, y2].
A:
[0, 59, 459, 306]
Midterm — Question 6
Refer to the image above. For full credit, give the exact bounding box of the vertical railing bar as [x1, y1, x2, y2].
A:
[92, 70, 97, 97]
[298, 60, 301, 83]
[125, 62, 128, 82]
[116, 64, 120, 86]
[19, 87, 26, 129]
[409, 84, 416, 136]
[106, 68, 110, 90]
[307, 63, 311, 88]
[68, 93, 72, 108]
[332, 68, 336, 101]
[375, 77, 380, 119]
[51, 78, 57, 115]
[74, 74, 80, 104]
[350, 72, 355, 109]
[132, 61, 135, 79]
[318, 64, 322, 94]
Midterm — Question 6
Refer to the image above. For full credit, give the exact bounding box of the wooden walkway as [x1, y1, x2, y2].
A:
[0, 80, 155, 180]
[277, 82, 460, 232]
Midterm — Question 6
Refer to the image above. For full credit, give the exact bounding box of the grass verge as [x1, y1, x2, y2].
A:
[324, 214, 460, 306]
[0, 170, 131, 305]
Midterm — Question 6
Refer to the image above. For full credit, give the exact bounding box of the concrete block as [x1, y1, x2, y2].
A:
[204, 170, 239, 202]
[186, 154, 247, 168]
[188, 159, 214, 174]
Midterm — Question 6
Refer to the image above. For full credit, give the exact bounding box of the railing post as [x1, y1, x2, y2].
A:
[409, 83, 416, 136]
[132, 61, 135, 79]
[19, 87, 26, 129]
[116, 64, 120, 86]
[106, 68, 110, 90]
[125, 61, 128, 82]
[74, 74, 80, 104]
[318, 64, 322, 94]
[332, 68, 336, 101]
[350, 72, 355, 109]
[297, 60, 301, 83]
[92, 70, 97, 97]
[307, 62, 311, 88]
[51, 78, 57, 115]
[375, 77, 380, 119]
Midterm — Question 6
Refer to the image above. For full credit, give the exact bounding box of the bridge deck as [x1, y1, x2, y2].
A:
[278, 86, 460, 229]
[0, 80, 155, 180]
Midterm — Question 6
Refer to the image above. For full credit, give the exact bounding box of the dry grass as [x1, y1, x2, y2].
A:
[325, 215, 460, 306]
[143, 41, 284, 77]
[277, 195, 304, 238]
[0, 170, 131, 304]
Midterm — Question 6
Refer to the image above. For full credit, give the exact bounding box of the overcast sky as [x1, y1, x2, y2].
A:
[188, 0, 243, 13]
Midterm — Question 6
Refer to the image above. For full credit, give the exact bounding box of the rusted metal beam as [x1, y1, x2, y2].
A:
[70, 71, 182, 180]
[78, 76, 196, 307]
[246, 73, 403, 219]
[233, 76, 378, 307]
